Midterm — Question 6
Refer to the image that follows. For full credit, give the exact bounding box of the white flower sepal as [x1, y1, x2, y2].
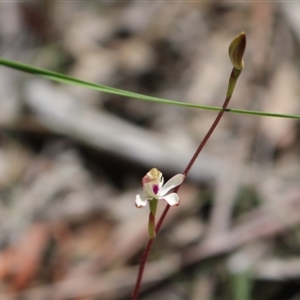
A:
[135, 168, 184, 208]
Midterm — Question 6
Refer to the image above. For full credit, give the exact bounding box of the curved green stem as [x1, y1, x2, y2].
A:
[0, 58, 299, 120]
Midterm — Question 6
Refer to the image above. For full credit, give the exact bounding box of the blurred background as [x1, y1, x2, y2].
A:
[0, 1, 300, 299]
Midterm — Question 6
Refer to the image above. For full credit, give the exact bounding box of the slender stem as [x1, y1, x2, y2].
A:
[131, 68, 241, 300]
[131, 238, 155, 300]
[156, 67, 241, 233]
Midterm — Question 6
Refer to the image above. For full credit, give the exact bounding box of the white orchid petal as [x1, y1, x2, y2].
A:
[135, 194, 148, 208]
[161, 193, 180, 206]
[159, 174, 184, 196]
[136, 169, 184, 209]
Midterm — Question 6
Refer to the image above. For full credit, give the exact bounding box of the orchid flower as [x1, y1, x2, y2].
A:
[135, 168, 184, 208]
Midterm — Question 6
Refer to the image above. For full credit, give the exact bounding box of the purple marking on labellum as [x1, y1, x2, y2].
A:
[153, 184, 159, 195]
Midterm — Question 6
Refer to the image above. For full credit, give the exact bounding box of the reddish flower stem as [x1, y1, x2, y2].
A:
[131, 67, 241, 300]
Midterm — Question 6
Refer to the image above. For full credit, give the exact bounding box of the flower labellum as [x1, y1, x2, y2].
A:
[135, 168, 185, 208]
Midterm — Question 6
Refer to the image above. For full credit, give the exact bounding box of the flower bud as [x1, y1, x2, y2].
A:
[228, 32, 246, 70]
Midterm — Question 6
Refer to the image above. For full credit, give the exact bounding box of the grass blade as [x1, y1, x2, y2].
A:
[0, 57, 300, 120]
